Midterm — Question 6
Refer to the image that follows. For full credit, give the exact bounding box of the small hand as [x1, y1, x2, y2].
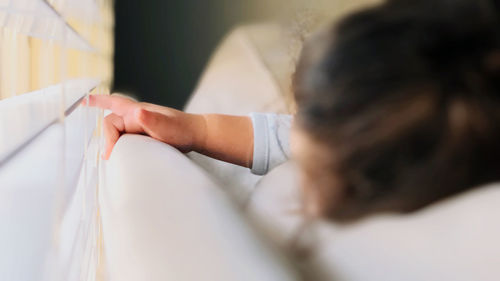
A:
[85, 94, 206, 160]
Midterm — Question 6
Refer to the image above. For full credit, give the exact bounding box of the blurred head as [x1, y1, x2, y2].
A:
[292, 0, 500, 222]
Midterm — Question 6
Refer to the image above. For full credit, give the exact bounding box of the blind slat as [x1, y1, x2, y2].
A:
[0, 0, 95, 51]
[0, 78, 99, 167]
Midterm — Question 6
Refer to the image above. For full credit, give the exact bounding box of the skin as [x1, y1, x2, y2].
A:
[85, 94, 254, 168]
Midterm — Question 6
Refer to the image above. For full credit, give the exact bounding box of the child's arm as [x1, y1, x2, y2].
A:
[86, 94, 254, 167]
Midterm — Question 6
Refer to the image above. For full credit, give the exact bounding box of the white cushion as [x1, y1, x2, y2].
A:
[184, 24, 289, 116]
[100, 134, 299, 281]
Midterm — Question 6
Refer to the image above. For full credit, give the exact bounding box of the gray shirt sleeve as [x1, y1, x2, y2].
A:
[249, 113, 292, 175]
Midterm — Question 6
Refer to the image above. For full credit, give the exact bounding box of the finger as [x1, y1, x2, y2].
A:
[135, 108, 192, 152]
[135, 108, 167, 141]
[87, 94, 135, 116]
[103, 113, 125, 160]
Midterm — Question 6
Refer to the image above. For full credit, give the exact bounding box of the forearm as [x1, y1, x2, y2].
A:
[86, 94, 255, 164]
[191, 114, 254, 168]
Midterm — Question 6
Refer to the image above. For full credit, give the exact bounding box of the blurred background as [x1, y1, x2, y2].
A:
[112, 0, 380, 108]
[113, 0, 288, 109]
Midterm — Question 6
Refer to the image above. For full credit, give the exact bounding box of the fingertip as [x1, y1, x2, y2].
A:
[103, 146, 112, 160]
[105, 137, 116, 159]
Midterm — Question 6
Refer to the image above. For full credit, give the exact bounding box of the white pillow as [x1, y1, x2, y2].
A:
[305, 183, 500, 281]
[245, 162, 305, 249]
[244, 160, 500, 281]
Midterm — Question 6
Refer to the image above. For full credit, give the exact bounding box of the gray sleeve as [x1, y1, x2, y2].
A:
[249, 113, 292, 175]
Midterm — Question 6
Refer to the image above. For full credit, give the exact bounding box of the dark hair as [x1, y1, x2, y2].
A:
[294, 0, 500, 221]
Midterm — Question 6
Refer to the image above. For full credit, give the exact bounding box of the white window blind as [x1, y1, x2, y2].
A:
[0, 1, 113, 281]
